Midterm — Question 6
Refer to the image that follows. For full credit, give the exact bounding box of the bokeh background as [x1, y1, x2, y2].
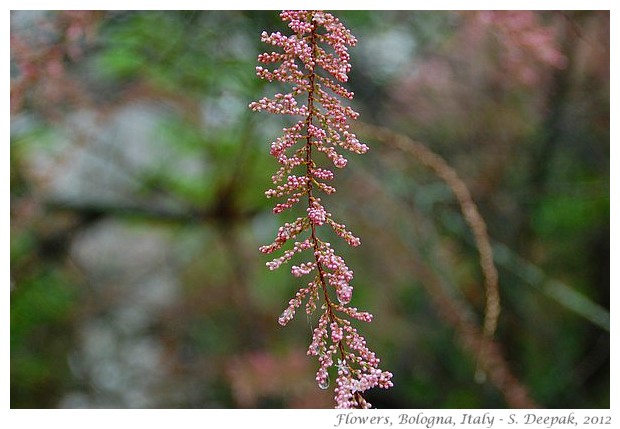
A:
[10, 10, 609, 408]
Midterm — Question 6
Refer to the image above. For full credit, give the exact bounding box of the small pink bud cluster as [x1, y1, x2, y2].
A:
[265, 238, 313, 271]
[259, 217, 309, 255]
[252, 93, 309, 116]
[327, 218, 361, 247]
[307, 198, 328, 225]
[251, 10, 393, 408]
[265, 175, 309, 199]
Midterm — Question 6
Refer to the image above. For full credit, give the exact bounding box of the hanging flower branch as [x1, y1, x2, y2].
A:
[250, 10, 393, 408]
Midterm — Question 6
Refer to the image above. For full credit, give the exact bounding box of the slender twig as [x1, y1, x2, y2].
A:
[349, 135, 537, 408]
[355, 122, 500, 381]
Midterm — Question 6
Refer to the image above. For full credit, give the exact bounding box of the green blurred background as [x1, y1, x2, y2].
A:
[10, 10, 609, 408]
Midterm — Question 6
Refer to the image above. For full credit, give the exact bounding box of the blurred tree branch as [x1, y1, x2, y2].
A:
[355, 122, 537, 408]
[44, 198, 259, 225]
[356, 122, 500, 360]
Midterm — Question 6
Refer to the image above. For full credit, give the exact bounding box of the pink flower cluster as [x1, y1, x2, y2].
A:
[473, 11, 567, 86]
[250, 10, 392, 408]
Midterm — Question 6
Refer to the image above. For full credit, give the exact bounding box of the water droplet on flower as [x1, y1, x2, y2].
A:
[318, 374, 330, 390]
[278, 307, 294, 326]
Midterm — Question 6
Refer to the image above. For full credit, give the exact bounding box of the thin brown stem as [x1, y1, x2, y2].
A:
[304, 15, 361, 406]
[305, 18, 337, 327]
[348, 134, 537, 407]
[355, 122, 501, 381]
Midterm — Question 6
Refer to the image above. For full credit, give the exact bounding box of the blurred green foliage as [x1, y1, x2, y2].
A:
[10, 257, 79, 407]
